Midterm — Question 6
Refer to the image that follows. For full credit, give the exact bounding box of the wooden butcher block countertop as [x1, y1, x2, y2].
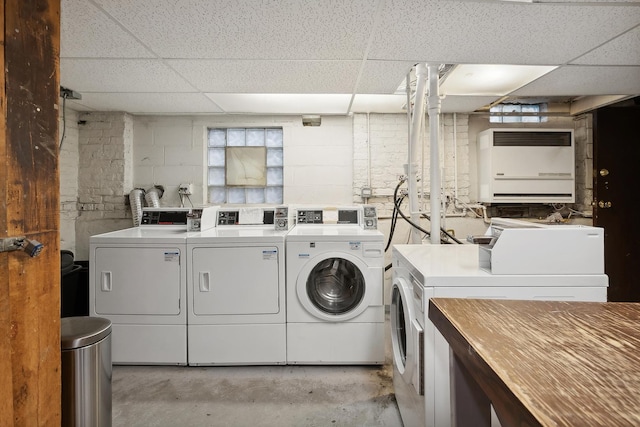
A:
[428, 298, 640, 427]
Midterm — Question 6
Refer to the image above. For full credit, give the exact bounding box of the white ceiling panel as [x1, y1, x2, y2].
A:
[93, 0, 380, 60]
[571, 26, 640, 65]
[167, 60, 362, 93]
[440, 96, 500, 114]
[356, 61, 417, 94]
[60, 59, 196, 92]
[66, 93, 223, 114]
[368, 0, 640, 65]
[510, 65, 640, 96]
[60, 0, 153, 58]
[206, 94, 352, 114]
[350, 95, 407, 113]
[59, 0, 640, 115]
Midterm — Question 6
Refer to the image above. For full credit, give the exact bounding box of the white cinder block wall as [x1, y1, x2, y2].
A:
[61, 109, 594, 293]
[132, 114, 353, 207]
[59, 107, 80, 253]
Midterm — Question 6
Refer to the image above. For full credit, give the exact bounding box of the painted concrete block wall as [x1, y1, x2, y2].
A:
[352, 113, 472, 218]
[573, 114, 594, 214]
[132, 114, 353, 207]
[75, 112, 135, 259]
[62, 109, 594, 268]
[59, 107, 79, 253]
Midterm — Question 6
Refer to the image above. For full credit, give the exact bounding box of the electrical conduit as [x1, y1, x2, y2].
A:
[427, 64, 442, 244]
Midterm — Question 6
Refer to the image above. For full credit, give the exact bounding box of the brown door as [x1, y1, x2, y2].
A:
[1, 0, 61, 424]
[593, 99, 640, 302]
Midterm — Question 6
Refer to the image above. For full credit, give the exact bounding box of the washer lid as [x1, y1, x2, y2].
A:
[61, 316, 112, 349]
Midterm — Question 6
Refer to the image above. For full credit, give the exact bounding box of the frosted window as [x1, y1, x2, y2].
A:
[246, 188, 266, 204]
[207, 127, 283, 204]
[246, 129, 265, 146]
[521, 105, 539, 123]
[208, 167, 226, 186]
[490, 103, 543, 123]
[209, 129, 226, 147]
[208, 148, 225, 167]
[228, 188, 246, 204]
[209, 187, 226, 204]
[266, 129, 283, 147]
[267, 167, 283, 186]
[227, 129, 246, 146]
[265, 187, 283, 204]
[266, 148, 283, 167]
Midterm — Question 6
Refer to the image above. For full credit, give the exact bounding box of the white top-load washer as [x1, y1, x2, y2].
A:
[391, 219, 608, 427]
[186, 205, 291, 365]
[286, 205, 385, 365]
[89, 206, 217, 365]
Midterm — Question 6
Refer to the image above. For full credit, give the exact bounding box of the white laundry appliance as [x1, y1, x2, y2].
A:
[391, 219, 608, 427]
[89, 206, 217, 365]
[286, 205, 385, 365]
[186, 206, 291, 365]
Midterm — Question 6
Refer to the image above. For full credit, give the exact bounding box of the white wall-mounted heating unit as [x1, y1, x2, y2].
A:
[478, 128, 575, 204]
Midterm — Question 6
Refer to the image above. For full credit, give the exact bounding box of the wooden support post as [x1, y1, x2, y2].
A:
[1, 0, 61, 425]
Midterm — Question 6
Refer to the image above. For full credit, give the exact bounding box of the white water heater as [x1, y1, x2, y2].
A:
[478, 128, 575, 203]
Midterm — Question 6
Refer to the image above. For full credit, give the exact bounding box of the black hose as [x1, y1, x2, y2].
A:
[391, 177, 463, 245]
[393, 178, 432, 237]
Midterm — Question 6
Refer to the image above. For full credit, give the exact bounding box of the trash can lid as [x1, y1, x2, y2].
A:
[61, 316, 112, 350]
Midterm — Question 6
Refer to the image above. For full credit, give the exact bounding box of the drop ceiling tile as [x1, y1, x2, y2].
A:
[65, 93, 223, 114]
[93, 0, 379, 59]
[440, 96, 500, 114]
[60, 59, 195, 92]
[368, 0, 640, 65]
[206, 93, 352, 114]
[572, 27, 640, 65]
[61, 0, 154, 58]
[167, 60, 361, 93]
[350, 95, 407, 113]
[356, 61, 417, 94]
[510, 65, 640, 96]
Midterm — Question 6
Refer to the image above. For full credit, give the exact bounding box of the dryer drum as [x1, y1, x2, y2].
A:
[306, 258, 365, 315]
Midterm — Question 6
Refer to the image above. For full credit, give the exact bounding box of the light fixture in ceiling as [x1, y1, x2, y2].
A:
[439, 64, 557, 97]
[302, 115, 321, 126]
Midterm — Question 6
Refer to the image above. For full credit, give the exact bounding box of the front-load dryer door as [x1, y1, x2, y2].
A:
[191, 246, 280, 315]
[296, 252, 377, 321]
[391, 277, 424, 396]
[94, 247, 182, 315]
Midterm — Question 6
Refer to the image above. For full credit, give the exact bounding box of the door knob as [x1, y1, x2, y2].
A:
[598, 201, 612, 208]
[599, 169, 609, 176]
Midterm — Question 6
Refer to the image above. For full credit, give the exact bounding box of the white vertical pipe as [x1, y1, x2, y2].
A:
[427, 64, 441, 244]
[409, 63, 428, 244]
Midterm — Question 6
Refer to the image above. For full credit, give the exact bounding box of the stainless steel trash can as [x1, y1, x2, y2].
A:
[61, 316, 112, 427]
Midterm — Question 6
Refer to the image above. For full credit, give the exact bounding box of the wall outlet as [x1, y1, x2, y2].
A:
[178, 183, 193, 195]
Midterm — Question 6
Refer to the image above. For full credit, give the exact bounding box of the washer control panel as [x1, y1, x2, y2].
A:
[362, 205, 378, 230]
[141, 209, 190, 225]
[297, 210, 323, 224]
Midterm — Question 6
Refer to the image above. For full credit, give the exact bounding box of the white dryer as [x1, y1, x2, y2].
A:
[186, 206, 290, 365]
[286, 205, 385, 365]
[89, 207, 215, 365]
[391, 241, 608, 427]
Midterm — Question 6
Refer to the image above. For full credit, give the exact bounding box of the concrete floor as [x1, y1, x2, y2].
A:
[112, 317, 403, 427]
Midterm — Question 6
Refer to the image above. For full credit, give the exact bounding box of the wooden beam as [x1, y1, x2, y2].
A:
[1, 0, 61, 425]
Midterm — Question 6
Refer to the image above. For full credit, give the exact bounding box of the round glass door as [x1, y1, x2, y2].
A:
[306, 257, 365, 315]
[391, 285, 408, 367]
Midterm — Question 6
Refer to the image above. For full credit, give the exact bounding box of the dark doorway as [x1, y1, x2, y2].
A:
[593, 98, 640, 302]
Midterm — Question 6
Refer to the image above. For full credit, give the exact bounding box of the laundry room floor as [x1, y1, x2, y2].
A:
[111, 315, 402, 427]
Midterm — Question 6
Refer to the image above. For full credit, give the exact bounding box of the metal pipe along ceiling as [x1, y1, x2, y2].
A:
[408, 63, 428, 244]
